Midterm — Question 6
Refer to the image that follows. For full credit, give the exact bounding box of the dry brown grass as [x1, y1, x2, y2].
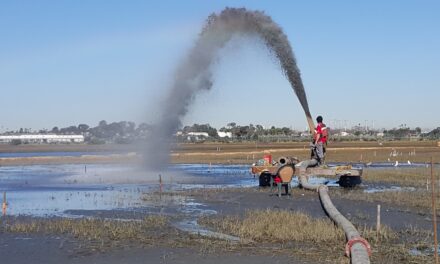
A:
[332, 188, 435, 211]
[363, 167, 434, 187]
[171, 141, 440, 164]
[200, 209, 345, 243]
[358, 224, 397, 244]
[1, 141, 438, 166]
[0, 215, 246, 256]
[367, 225, 435, 264]
[199, 209, 432, 263]
[200, 209, 350, 263]
[2, 215, 167, 244]
[1, 209, 433, 263]
[200, 209, 400, 244]
[345, 224, 430, 264]
[331, 166, 440, 212]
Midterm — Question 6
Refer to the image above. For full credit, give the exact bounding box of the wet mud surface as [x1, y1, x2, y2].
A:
[0, 162, 437, 263]
[200, 188, 434, 232]
[0, 233, 298, 264]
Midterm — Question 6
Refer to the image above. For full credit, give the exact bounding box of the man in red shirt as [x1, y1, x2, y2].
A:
[313, 115, 328, 164]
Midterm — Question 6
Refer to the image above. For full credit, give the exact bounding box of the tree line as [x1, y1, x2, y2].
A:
[2, 121, 440, 144]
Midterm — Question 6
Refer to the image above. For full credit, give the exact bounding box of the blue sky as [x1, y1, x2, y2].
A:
[0, 0, 438, 132]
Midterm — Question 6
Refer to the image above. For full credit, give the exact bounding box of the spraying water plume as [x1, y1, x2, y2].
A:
[146, 7, 313, 168]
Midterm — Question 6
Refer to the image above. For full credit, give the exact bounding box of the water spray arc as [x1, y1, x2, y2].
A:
[148, 7, 370, 263]
[147, 7, 313, 168]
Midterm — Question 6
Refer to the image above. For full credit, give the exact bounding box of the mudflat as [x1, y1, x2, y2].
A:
[0, 141, 438, 263]
[0, 187, 435, 263]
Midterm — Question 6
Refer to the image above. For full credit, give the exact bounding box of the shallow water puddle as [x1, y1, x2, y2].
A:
[5, 186, 148, 217]
[364, 186, 416, 193]
[0, 163, 418, 218]
[409, 245, 440, 256]
[0, 163, 255, 217]
[173, 219, 240, 242]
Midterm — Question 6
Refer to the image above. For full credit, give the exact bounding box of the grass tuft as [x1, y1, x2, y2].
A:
[363, 167, 433, 188]
[3, 215, 167, 244]
[200, 209, 345, 243]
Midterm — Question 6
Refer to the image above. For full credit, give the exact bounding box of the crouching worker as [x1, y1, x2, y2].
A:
[313, 115, 328, 165]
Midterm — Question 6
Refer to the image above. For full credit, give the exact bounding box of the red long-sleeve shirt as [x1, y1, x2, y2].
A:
[314, 123, 327, 144]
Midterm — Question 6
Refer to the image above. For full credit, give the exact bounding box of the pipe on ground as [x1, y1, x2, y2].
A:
[296, 160, 371, 264]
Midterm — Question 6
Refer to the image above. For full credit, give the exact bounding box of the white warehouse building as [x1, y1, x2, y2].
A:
[0, 134, 84, 144]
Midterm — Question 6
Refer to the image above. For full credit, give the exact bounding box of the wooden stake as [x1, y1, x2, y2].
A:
[431, 157, 438, 264]
[426, 175, 429, 191]
[376, 204, 381, 243]
[159, 174, 163, 200]
[2, 192, 6, 216]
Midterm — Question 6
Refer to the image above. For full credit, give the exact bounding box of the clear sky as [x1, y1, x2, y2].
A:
[0, 0, 438, 132]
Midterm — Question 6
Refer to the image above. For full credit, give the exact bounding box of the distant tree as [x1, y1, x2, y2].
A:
[127, 121, 135, 131]
[281, 127, 291, 135]
[108, 122, 124, 136]
[98, 120, 107, 127]
[424, 127, 440, 139]
[136, 123, 152, 135]
[184, 123, 217, 138]
[59, 126, 79, 134]
[219, 127, 229, 132]
[182, 125, 191, 133]
[51, 126, 59, 133]
[11, 139, 22, 145]
[385, 127, 411, 139]
[78, 124, 89, 133]
[238, 126, 250, 138]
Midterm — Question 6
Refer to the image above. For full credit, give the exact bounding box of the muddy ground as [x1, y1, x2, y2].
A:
[0, 232, 298, 264]
[0, 142, 438, 263]
[0, 185, 436, 263]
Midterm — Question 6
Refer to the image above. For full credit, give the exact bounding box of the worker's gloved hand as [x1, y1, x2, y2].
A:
[309, 142, 316, 148]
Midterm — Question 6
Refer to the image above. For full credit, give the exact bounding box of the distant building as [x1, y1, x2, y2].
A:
[187, 132, 209, 137]
[217, 131, 232, 138]
[300, 132, 311, 137]
[339, 131, 350, 137]
[0, 134, 84, 144]
[376, 132, 385, 137]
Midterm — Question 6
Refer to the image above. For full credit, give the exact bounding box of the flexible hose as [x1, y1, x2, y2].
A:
[296, 160, 371, 264]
